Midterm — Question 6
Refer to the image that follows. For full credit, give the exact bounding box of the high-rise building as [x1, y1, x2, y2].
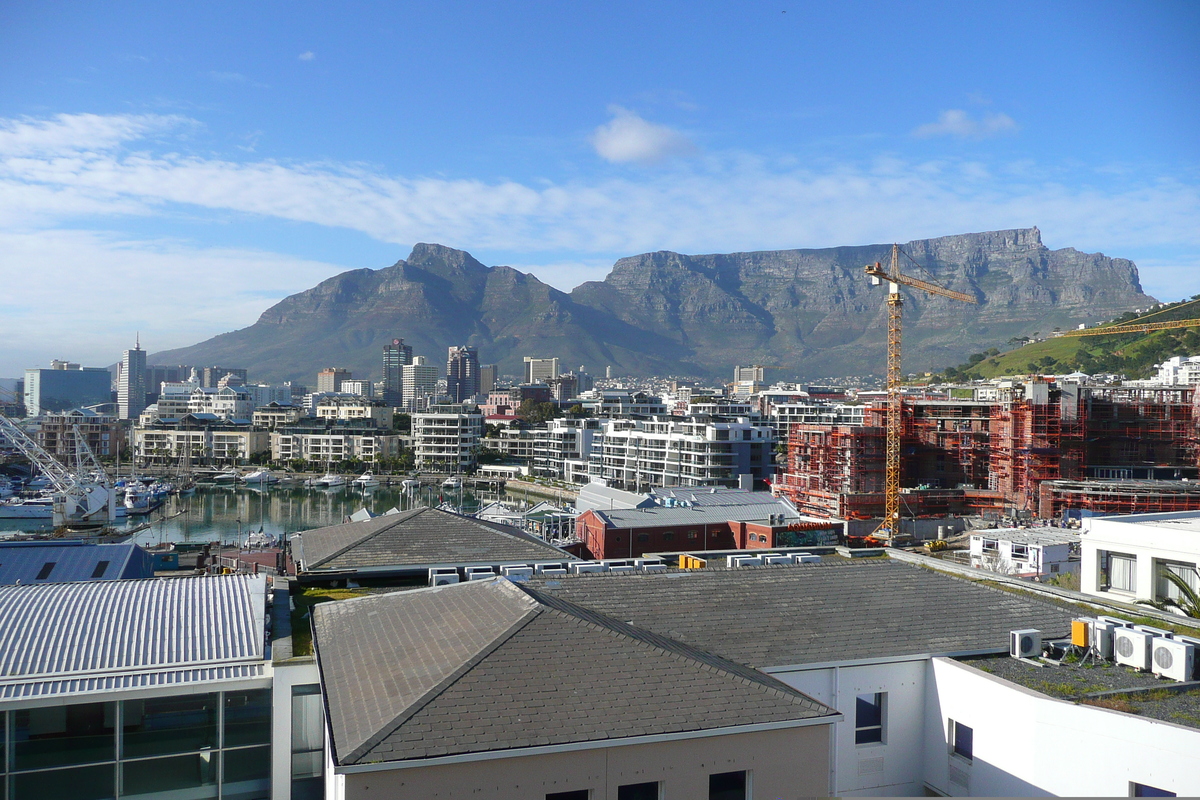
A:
[523, 357, 560, 384]
[118, 340, 148, 420]
[446, 347, 480, 403]
[382, 338, 413, 404]
[479, 364, 498, 395]
[402, 357, 440, 409]
[24, 364, 112, 416]
[317, 368, 352, 393]
[734, 365, 766, 383]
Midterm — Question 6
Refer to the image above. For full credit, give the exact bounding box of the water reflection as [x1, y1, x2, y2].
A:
[1, 482, 502, 547]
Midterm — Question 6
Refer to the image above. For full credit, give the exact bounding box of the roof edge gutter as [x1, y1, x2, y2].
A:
[762, 648, 1008, 674]
[335, 713, 842, 775]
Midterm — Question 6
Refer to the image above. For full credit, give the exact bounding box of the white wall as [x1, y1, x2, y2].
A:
[772, 658, 928, 796]
[1082, 511, 1200, 601]
[271, 659, 320, 800]
[925, 658, 1200, 797]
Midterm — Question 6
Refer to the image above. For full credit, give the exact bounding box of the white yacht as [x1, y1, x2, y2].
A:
[314, 472, 346, 488]
[352, 472, 380, 488]
[242, 469, 279, 485]
[441, 476, 463, 490]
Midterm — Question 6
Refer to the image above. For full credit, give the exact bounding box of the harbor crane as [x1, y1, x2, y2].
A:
[865, 245, 978, 540]
[0, 413, 116, 528]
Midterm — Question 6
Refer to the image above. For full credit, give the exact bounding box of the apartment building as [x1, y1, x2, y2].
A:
[134, 415, 268, 465]
[314, 396, 393, 428]
[36, 408, 124, 459]
[532, 417, 602, 481]
[271, 421, 400, 465]
[188, 386, 254, 420]
[588, 416, 775, 491]
[411, 404, 483, 471]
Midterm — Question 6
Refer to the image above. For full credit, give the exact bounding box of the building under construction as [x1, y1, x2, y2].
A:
[775, 381, 1200, 522]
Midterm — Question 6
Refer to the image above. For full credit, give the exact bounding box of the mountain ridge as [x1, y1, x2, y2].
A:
[151, 230, 1156, 383]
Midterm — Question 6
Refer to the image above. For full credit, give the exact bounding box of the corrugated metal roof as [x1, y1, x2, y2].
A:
[0, 574, 266, 699]
[596, 502, 800, 528]
[0, 541, 153, 585]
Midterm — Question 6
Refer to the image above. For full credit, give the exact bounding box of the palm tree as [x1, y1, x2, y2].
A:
[1142, 567, 1200, 618]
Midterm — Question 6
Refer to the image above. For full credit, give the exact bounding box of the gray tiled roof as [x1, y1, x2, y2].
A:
[296, 506, 572, 572]
[312, 579, 836, 766]
[526, 559, 1075, 668]
[594, 504, 796, 528]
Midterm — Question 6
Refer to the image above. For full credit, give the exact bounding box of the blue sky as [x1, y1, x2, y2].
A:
[1, 1, 1197, 375]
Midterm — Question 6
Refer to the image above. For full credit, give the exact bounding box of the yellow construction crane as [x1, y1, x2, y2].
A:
[865, 245, 978, 540]
[1058, 319, 1200, 338]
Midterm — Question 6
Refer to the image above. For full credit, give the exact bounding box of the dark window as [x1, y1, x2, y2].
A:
[122, 752, 218, 795]
[856, 692, 885, 744]
[91, 560, 110, 579]
[123, 694, 218, 758]
[37, 561, 56, 580]
[547, 792, 590, 800]
[1133, 784, 1176, 797]
[663, 532, 675, 541]
[709, 771, 747, 800]
[13, 763, 115, 800]
[952, 720, 973, 761]
[637, 534, 649, 543]
[224, 688, 272, 746]
[618, 783, 659, 800]
[13, 702, 116, 770]
[292, 685, 324, 800]
[688, 531, 698, 539]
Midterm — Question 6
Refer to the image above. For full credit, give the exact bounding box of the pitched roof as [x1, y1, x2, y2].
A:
[0, 574, 267, 700]
[0, 541, 153, 585]
[526, 559, 1075, 668]
[591, 504, 797, 528]
[312, 579, 836, 766]
[295, 506, 574, 573]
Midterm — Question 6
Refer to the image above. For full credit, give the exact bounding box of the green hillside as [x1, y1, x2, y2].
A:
[939, 297, 1200, 381]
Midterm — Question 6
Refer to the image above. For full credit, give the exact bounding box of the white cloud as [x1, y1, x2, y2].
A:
[590, 106, 697, 165]
[1, 111, 1199, 374]
[913, 109, 1018, 139]
[298, 51, 315, 61]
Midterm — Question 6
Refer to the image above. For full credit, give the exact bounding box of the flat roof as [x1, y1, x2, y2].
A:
[970, 528, 1081, 546]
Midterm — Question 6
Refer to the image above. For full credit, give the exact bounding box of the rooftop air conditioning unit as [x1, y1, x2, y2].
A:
[1114, 628, 1154, 670]
[794, 554, 821, 564]
[430, 572, 460, 587]
[540, 568, 568, 577]
[467, 571, 496, 581]
[534, 563, 565, 574]
[500, 565, 534, 581]
[763, 554, 793, 566]
[729, 555, 763, 568]
[641, 563, 667, 573]
[1010, 629, 1042, 659]
[570, 562, 606, 575]
[1135, 624, 1173, 640]
[1091, 620, 1117, 659]
[1071, 618, 1094, 649]
[1151, 638, 1194, 682]
[1097, 615, 1130, 629]
[608, 565, 636, 574]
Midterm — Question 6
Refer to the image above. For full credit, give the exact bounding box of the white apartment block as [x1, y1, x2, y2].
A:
[315, 397, 393, 428]
[968, 528, 1080, 579]
[252, 403, 306, 430]
[587, 415, 775, 492]
[1151, 355, 1200, 386]
[402, 360, 440, 408]
[577, 389, 668, 418]
[134, 421, 268, 464]
[189, 386, 254, 420]
[481, 426, 536, 461]
[411, 404, 483, 472]
[533, 417, 602, 481]
[271, 429, 399, 465]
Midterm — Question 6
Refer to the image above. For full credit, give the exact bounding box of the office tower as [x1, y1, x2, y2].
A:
[402, 357, 440, 407]
[199, 367, 248, 388]
[446, 346, 480, 403]
[382, 338, 413, 404]
[479, 364, 498, 395]
[734, 365, 766, 383]
[118, 340, 148, 420]
[24, 365, 112, 416]
[317, 368, 352, 393]
[523, 357, 560, 384]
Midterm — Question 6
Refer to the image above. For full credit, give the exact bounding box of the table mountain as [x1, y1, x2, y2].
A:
[152, 229, 1155, 383]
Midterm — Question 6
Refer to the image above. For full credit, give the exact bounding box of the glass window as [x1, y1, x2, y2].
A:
[223, 745, 271, 800]
[952, 720, 973, 761]
[855, 692, 885, 744]
[1011, 544, 1028, 559]
[13, 702, 116, 770]
[1132, 783, 1176, 797]
[91, 561, 110, 579]
[546, 792, 590, 800]
[1109, 553, 1137, 592]
[122, 753, 218, 799]
[12, 763, 114, 800]
[224, 689, 272, 747]
[981, 540, 998, 552]
[618, 783, 659, 800]
[709, 771, 747, 800]
[291, 684, 324, 799]
[122, 694, 218, 758]
[36, 562, 56, 580]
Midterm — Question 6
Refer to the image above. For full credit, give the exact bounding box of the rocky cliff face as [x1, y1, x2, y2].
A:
[152, 230, 1155, 383]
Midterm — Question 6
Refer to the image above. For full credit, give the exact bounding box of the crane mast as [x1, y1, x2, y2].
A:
[865, 245, 977, 540]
